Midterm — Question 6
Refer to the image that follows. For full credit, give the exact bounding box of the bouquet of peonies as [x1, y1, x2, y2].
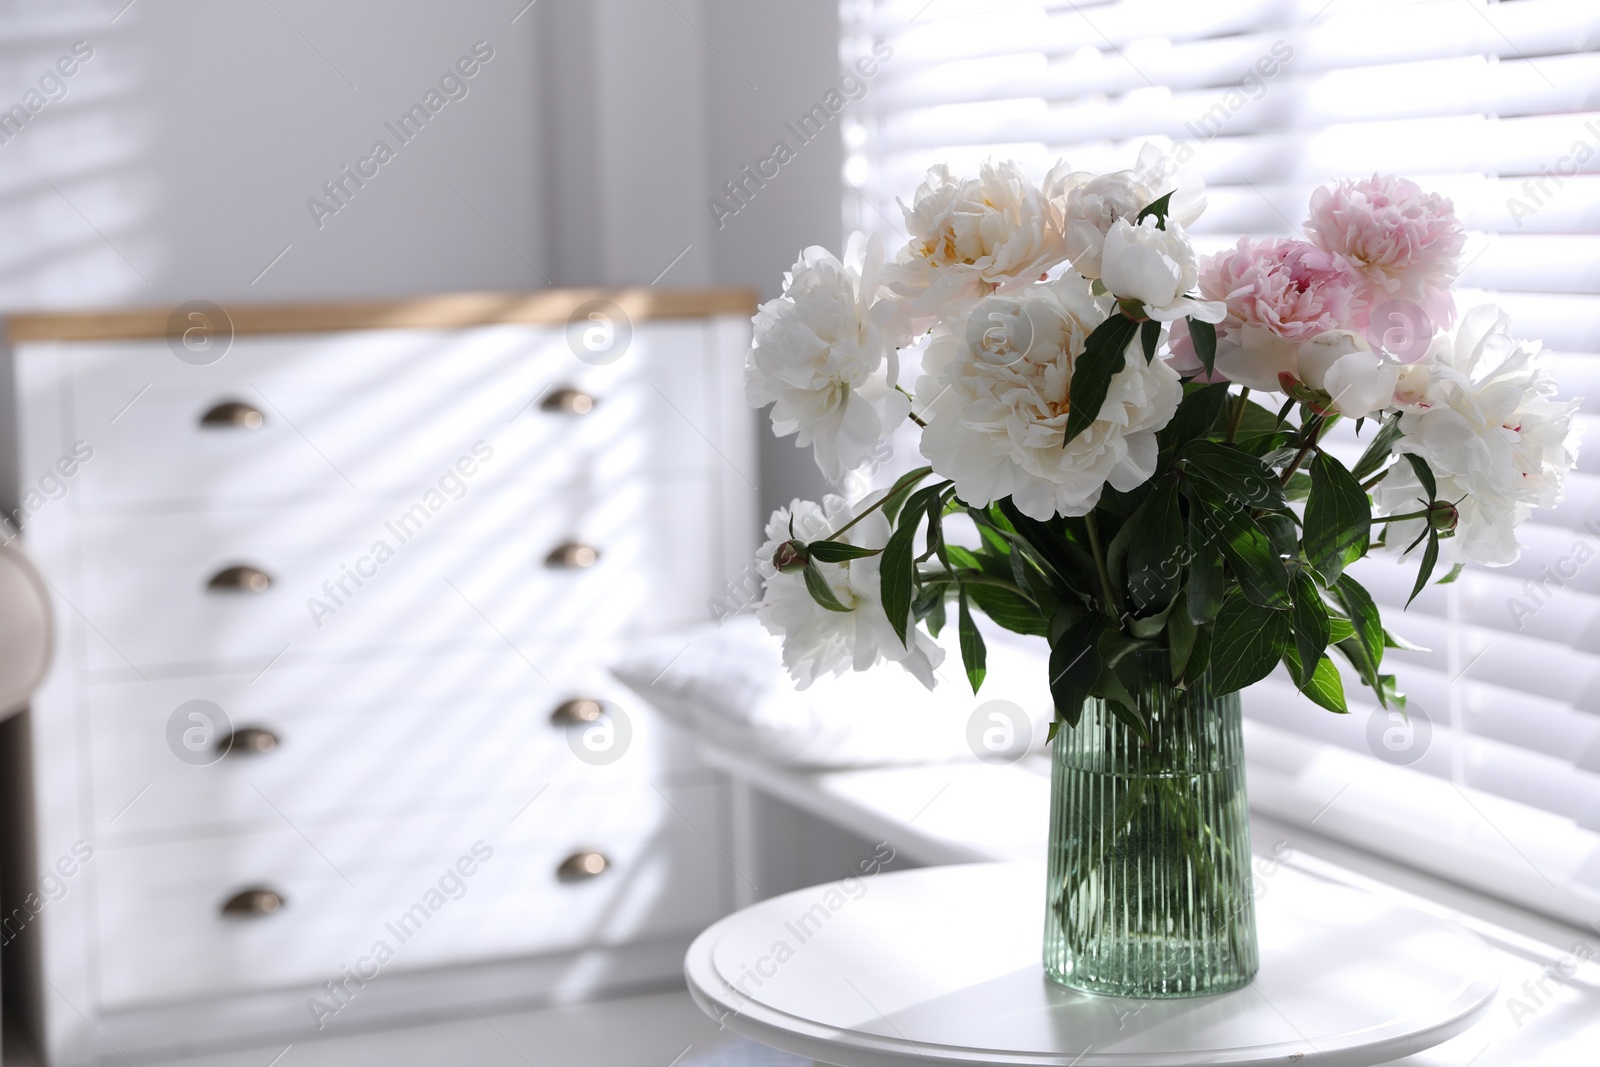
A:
[745, 147, 1580, 730]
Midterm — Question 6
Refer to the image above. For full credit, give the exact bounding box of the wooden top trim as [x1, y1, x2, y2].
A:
[5, 288, 758, 342]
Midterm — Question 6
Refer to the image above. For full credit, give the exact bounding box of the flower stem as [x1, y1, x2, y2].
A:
[896, 385, 929, 428]
[1224, 387, 1250, 444]
[1360, 468, 1390, 492]
[1084, 513, 1119, 620]
[822, 467, 938, 542]
[1371, 509, 1431, 524]
[1279, 415, 1325, 486]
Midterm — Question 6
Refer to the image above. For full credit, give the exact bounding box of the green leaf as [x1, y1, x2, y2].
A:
[957, 588, 986, 694]
[1289, 570, 1331, 687]
[880, 485, 943, 645]
[1159, 383, 1229, 457]
[1198, 500, 1291, 609]
[1049, 614, 1107, 728]
[1331, 574, 1386, 701]
[1168, 590, 1198, 680]
[1305, 451, 1370, 584]
[1184, 439, 1286, 511]
[1280, 648, 1348, 713]
[1334, 636, 1380, 699]
[1406, 530, 1439, 608]
[1283, 471, 1313, 503]
[1128, 479, 1184, 612]
[917, 487, 950, 564]
[1065, 315, 1140, 442]
[1186, 317, 1217, 376]
[1437, 562, 1465, 585]
[879, 466, 935, 526]
[965, 579, 1048, 637]
[1259, 513, 1299, 561]
[1140, 318, 1162, 363]
[802, 563, 852, 613]
[1404, 453, 1438, 503]
[1383, 626, 1429, 652]
[1136, 190, 1175, 228]
[1127, 596, 1176, 639]
[1182, 620, 1214, 686]
[925, 588, 947, 638]
[1186, 504, 1225, 624]
[1221, 400, 1294, 442]
[806, 541, 881, 563]
[1209, 592, 1291, 696]
[1350, 414, 1404, 482]
[1328, 616, 1356, 644]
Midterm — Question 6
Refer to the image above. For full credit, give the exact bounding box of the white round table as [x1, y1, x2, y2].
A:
[685, 862, 1497, 1067]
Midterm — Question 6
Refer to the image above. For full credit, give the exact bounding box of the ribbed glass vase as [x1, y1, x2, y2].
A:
[1043, 651, 1258, 997]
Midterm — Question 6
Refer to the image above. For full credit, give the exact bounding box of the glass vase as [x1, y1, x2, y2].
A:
[1043, 650, 1258, 997]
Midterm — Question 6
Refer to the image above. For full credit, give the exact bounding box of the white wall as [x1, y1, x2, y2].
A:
[0, 0, 547, 310]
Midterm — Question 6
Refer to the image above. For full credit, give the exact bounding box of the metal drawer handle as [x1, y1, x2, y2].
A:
[207, 565, 273, 593]
[557, 851, 610, 883]
[550, 698, 604, 726]
[541, 388, 596, 415]
[200, 401, 265, 429]
[544, 542, 599, 570]
[221, 886, 284, 917]
[219, 727, 278, 756]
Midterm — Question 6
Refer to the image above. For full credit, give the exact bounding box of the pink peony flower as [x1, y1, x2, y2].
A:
[1304, 174, 1466, 329]
[1200, 237, 1361, 343]
[1190, 238, 1396, 417]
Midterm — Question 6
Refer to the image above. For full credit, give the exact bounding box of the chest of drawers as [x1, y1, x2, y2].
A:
[4, 290, 757, 1065]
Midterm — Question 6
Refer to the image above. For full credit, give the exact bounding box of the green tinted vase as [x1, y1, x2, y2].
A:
[1043, 651, 1258, 997]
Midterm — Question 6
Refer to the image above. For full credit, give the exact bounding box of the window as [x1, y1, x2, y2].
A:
[842, 0, 1600, 925]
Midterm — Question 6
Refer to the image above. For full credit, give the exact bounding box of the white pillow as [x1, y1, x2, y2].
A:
[609, 615, 1054, 768]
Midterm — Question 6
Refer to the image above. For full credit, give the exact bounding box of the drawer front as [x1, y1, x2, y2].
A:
[62, 321, 726, 508]
[93, 780, 729, 1009]
[76, 477, 715, 671]
[86, 645, 697, 836]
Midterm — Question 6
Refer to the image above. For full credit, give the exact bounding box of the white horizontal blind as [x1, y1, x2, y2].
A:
[841, 0, 1600, 924]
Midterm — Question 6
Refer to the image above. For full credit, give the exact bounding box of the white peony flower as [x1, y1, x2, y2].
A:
[1056, 144, 1206, 280]
[915, 274, 1182, 521]
[883, 159, 1073, 330]
[1296, 331, 1399, 420]
[1099, 217, 1226, 324]
[754, 495, 945, 690]
[1376, 305, 1580, 566]
[746, 232, 911, 483]
[1213, 327, 1397, 420]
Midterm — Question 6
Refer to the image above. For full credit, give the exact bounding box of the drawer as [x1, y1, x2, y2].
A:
[75, 477, 716, 671]
[86, 645, 699, 836]
[93, 780, 729, 1009]
[60, 321, 729, 508]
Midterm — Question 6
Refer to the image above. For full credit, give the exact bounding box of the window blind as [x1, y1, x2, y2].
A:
[841, 0, 1600, 926]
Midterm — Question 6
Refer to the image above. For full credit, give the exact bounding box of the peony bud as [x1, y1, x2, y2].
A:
[1427, 502, 1459, 534]
[772, 539, 810, 573]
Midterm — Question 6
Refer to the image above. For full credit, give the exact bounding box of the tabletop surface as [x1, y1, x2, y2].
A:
[685, 862, 1499, 1067]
